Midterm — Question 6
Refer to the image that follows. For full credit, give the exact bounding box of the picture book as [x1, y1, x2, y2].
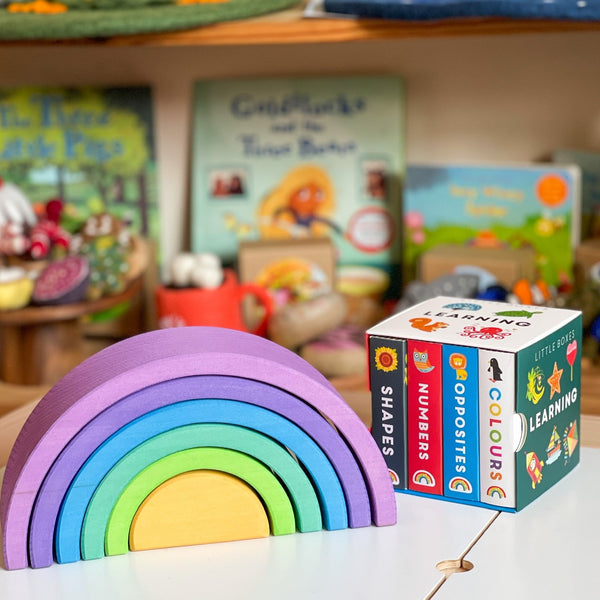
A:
[369, 335, 408, 490]
[0, 86, 160, 245]
[368, 295, 582, 512]
[553, 148, 600, 239]
[190, 76, 405, 280]
[403, 163, 581, 288]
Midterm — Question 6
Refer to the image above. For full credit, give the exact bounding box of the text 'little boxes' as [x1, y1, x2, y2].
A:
[367, 296, 582, 512]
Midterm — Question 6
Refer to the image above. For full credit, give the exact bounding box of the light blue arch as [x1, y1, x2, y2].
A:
[56, 399, 348, 563]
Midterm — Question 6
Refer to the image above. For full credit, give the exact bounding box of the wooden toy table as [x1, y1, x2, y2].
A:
[1, 446, 597, 598]
[0, 277, 143, 386]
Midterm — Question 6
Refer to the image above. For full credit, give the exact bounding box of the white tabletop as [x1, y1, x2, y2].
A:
[0, 462, 496, 600]
[438, 446, 600, 599]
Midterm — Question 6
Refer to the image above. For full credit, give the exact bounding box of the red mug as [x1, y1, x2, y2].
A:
[155, 268, 273, 337]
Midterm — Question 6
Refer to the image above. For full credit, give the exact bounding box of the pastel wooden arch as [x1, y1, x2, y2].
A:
[29, 376, 367, 569]
[56, 408, 341, 563]
[100, 448, 298, 557]
[1, 327, 396, 570]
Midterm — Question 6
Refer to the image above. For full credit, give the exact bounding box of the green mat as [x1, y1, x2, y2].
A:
[0, 0, 300, 41]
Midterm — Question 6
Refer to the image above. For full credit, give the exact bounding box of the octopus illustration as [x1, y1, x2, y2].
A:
[460, 326, 511, 340]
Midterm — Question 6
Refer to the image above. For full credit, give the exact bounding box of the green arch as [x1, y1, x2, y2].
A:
[103, 448, 296, 557]
[81, 425, 322, 559]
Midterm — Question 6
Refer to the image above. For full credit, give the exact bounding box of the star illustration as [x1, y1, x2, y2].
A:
[547, 361, 563, 399]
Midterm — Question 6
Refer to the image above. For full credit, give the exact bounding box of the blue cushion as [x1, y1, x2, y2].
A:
[323, 0, 600, 21]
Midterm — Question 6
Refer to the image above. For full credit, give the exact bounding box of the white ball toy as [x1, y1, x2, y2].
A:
[190, 264, 223, 289]
[169, 251, 224, 288]
[169, 253, 197, 287]
[195, 252, 221, 270]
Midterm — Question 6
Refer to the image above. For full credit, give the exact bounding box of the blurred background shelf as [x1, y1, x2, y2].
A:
[1, 2, 599, 438]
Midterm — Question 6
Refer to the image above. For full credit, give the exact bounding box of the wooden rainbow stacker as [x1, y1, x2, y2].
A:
[0, 326, 396, 570]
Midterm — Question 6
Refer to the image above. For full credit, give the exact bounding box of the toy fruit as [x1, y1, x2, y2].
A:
[32, 256, 90, 306]
[0, 266, 34, 310]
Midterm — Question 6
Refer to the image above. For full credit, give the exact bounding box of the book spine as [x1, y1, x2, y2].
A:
[478, 349, 516, 509]
[368, 335, 407, 490]
[442, 345, 480, 502]
[407, 339, 443, 496]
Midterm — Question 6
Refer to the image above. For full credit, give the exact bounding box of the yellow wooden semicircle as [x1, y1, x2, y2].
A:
[130, 470, 270, 551]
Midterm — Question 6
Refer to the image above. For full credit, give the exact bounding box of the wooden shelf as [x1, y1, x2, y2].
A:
[0, 278, 143, 386]
[110, 14, 600, 47]
[2, 5, 600, 47]
[0, 277, 143, 326]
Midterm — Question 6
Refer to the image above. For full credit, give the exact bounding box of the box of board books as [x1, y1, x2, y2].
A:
[367, 295, 582, 512]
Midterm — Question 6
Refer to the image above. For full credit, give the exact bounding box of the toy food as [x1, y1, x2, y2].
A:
[267, 292, 347, 350]
[32, 256, 90, 305]
[29, 198, 70, 260]
[0, 266, 34, 310]
[336, 265, 390, 299]
[300, 324, 367, 378]
[254, 257, 330, 304]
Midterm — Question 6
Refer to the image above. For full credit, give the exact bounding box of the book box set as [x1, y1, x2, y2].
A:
[367, 296, 582, 512]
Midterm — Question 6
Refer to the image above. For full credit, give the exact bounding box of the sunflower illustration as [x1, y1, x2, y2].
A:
[374, 346, 398, 372]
